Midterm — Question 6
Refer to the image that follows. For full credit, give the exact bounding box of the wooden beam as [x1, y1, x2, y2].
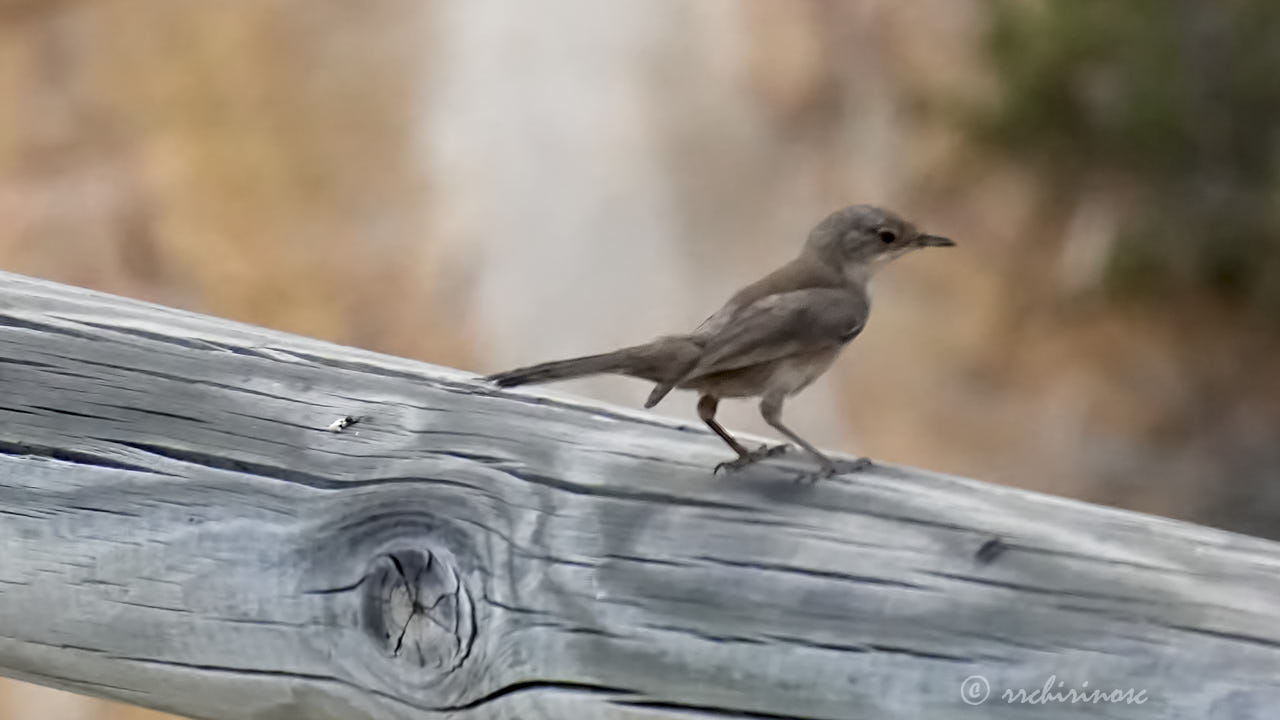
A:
[1, 269, 1279, 719]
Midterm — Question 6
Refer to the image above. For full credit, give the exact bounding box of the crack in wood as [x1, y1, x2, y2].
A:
[0, 439, 170, 476]
[22, 404, 117, 421]
[924, 570, 1151, 604]
[115, 440, 338, 487]
[694, 554, 927, 590]
[440, 679, 636, 713]
[67, 320, 229, 351]
[0, 314, 101, 341]
[614, 698, 837, 720]
[0, 356, 57, 369]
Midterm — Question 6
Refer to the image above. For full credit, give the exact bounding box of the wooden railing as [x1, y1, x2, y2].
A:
[1, 270, 1278, 719]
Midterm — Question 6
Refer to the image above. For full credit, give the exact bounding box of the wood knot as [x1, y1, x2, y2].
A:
[362, 548, 474, 676]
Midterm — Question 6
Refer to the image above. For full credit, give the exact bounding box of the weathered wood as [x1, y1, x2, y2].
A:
[1, 269, 1279, 720]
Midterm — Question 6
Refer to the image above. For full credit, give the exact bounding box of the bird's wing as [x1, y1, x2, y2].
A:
[692, 302, 739, 337]
[682, 288, 867, 381]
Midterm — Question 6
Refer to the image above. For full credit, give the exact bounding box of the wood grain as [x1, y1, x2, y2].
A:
[1, 270, 1279, 719]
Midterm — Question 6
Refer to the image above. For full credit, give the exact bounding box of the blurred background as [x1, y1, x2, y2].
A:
[2, 0, 1279, 717]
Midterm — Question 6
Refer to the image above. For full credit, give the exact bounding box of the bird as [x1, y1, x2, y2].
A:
[485, 204, 954, 479]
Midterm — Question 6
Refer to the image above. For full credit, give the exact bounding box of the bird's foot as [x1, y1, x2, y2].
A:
[794, 456, 872, 484]
[794, 464, 836, 484]
[841, 456, 874, 473]
[714, 443, 789, 475]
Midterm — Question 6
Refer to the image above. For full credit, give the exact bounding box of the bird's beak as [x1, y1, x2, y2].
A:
[917, 234, 955, 248]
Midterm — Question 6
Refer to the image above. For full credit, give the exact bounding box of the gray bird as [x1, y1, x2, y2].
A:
[486, 204, 954, 479]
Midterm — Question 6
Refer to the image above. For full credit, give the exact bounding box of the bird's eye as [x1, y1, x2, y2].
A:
[878, 229, 897, 244]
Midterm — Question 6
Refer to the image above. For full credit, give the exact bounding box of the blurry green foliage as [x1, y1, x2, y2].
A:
[978, 0, 1280, 316]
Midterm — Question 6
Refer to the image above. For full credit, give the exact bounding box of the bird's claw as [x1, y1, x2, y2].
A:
[714, 443, 790, 475]
[758, 443, 790, 460]
[793, 456, 872, 483]
[794, 464, 836, 484]
[844, 456, 873, 473]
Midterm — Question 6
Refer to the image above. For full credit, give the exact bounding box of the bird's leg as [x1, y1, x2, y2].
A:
[697, 395, 748, 455]
[697, 395, 787, 474]
[759, 393, 841, 481]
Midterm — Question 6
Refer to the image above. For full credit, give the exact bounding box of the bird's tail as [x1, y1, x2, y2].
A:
[486, 346, 652, 388]
[485, 337, 702, 401]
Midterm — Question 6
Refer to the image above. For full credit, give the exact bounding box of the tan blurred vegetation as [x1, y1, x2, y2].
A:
[1, 0, 1278, 717]
[0, 0, 469, 365]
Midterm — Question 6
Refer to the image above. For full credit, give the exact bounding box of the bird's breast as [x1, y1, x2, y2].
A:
[688, 347, 842, 399]
[773, 347, 842, 396]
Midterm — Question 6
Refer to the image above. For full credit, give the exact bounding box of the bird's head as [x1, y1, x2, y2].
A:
[805, 204, 954, 284]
